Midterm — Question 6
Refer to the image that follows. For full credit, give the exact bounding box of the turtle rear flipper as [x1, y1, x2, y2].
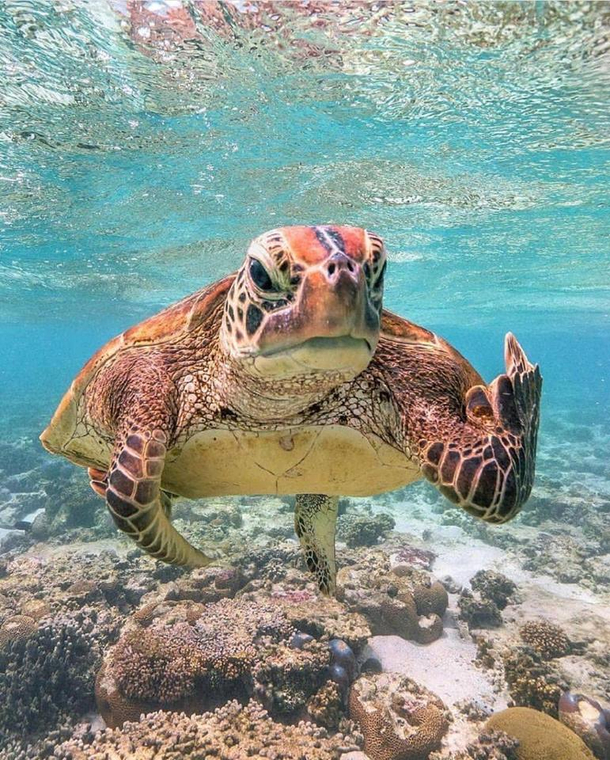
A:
[295, 494, 338, 596]
[106, 428, 211, 568]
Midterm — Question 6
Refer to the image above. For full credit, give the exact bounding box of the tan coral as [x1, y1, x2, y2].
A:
[96, 597, 301, 726]
[337, 554, 447, 644]
[59, 698, 360, 759]
[272, 592, 371, 654]
[486, 707, 596, 760]
[0, 614, 37, 648]
[19, 599, 50, 621]
[349, 673, 448, 760]
[307, 681, 345, 730]
[95, 659, 159, 729]
[519, 620, 571, 659]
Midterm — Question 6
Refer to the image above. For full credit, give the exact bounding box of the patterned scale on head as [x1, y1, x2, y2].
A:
[40, 224, 542, 597]
[220, 226, 386, 392]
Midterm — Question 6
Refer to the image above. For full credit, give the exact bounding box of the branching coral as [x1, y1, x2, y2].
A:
[109, 626, 209, 703]
[458, 591, 503, 629]
[502, 647, 566, 717]
[470, 570, 516, 611]
[57, 699, 361, 759]
[307, 681, 344, 730]
[519, 620, 571, 659]
[459, 570, 516, 630]
[253, 640, 330, 715]
[270, 591, 371, 654]
[96, 597, 312, 726]
[0, 611, 102, 745]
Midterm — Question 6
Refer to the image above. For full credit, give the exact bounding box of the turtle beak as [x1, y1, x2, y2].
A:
[257, 256, 380, 357]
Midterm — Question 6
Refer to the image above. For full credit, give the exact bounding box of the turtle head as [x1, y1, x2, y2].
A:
[220, 225, 386, 382]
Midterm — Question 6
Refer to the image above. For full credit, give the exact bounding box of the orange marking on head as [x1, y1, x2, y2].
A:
[279, 225, 368, 265]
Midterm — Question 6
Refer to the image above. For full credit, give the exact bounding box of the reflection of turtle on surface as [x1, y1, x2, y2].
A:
[41, 225, 542, 596]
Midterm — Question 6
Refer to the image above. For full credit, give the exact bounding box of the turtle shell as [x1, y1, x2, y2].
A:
[40, 275, 234, 459]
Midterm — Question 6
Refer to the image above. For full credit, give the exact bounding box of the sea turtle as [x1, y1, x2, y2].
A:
[41, 225, 542, 595]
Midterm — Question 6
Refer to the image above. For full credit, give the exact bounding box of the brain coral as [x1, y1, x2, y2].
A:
[519, 620, 571, 659]
[57, 699, 360, 759]
[349, 673, 448, 760]
[486, 707, 596, 760]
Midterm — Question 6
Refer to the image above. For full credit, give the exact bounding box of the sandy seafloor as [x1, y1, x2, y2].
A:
[0, 406, 608, 760]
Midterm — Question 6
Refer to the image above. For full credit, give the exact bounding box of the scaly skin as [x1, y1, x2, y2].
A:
[44, 225, 542, 593]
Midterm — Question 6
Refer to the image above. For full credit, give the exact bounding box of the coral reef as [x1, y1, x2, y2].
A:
[267, 586, 372, 654]
[338, 512, 396, 548]
[502, 647, 566, 716]
[97, 596, 295, 726]
[430, 729, 520, 759]
[96, 595, 357, 729]
[253, 639, 330, 715]
[519, 620, 571, 659]
[337, 551, 447, 644]
[390, 543, 436, 572]
[307, 681, 345, 730]
[459, 570, 516, 630]
[0, 610, 107, 746]
[458, 591, 502, 629]
[559, 692, 610, 760]
[57, 699, 361, 759]
[486, 707, 596, 759]
[349, 673, 448, 760]
[470, 571, 516, 611]
[151, 563, 246, 605]
[0, 550, 161, 617]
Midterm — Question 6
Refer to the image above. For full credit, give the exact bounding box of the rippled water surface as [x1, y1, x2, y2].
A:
[0, 1, 609, 756]
[1, 1, 608, 420]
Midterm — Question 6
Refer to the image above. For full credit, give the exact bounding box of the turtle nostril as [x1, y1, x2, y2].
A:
[327, 262, 336, 276]
[346, 261, 354, 272]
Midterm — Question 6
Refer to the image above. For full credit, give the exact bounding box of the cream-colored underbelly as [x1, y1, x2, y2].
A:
[162, 425, 420, 498]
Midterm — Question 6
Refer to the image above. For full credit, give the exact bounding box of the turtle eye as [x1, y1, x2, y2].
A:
[248, 258, 275, 292]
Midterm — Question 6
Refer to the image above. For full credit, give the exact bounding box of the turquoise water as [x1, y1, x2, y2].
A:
[0, 1, 609, 756]
[1, 2, 608, 437]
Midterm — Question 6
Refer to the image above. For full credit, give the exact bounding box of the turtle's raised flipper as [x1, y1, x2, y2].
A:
[295, 494, 338, 596]
[106, 428, 211, 568]
[421, 334, 542, 523]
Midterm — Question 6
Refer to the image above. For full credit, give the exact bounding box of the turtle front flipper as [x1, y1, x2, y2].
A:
[106, 428, 212, 568]
[420, 333, 542, 523]
[295, 494, 338, 596]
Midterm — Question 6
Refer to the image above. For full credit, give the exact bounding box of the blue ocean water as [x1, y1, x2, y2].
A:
[0, 2, 609, 754]
[0, 2, 608, 440]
